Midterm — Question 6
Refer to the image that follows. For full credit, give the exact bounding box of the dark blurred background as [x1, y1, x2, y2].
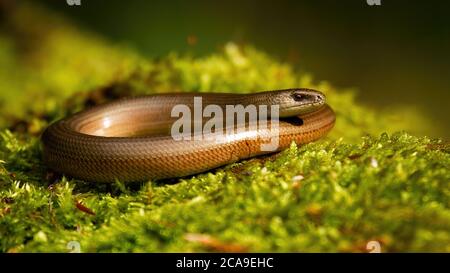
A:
[41, 0, 450, 138]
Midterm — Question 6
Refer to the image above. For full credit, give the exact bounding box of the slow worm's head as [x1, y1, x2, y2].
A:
[267, 88, 326, 117]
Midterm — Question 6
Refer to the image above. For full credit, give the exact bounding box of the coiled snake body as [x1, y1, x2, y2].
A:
[42, 89, 335, 182]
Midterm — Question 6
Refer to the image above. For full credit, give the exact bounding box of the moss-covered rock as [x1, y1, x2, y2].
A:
[0, 2, 448, 252]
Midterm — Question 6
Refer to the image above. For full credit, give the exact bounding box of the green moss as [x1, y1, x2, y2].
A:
[0, 2, 448, 252]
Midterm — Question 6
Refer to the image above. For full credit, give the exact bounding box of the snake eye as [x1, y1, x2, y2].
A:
[292, 93, 304, 101]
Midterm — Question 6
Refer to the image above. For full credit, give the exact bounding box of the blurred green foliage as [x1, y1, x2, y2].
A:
[0, 2, 448, 252]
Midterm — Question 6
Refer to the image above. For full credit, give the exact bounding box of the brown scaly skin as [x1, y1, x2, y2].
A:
[42, 89, 335, 182]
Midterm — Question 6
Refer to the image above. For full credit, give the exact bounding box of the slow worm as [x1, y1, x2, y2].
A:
[42, 89, 335, 182]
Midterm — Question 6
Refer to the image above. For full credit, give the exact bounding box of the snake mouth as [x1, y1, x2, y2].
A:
[280, 116, 304, 126]
[280, 101, 326, 117]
